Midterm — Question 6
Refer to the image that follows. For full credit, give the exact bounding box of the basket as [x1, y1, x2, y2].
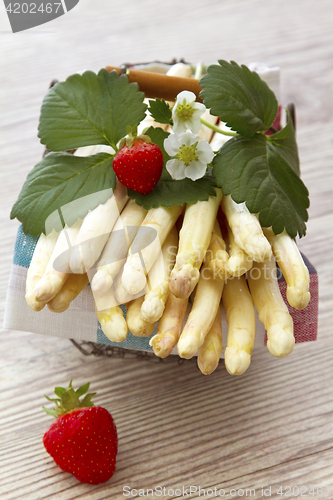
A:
[3, 60, 319, 361]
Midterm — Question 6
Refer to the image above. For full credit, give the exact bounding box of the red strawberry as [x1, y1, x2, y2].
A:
[113, 136, 164, 194]
[43, 381, 118, 485]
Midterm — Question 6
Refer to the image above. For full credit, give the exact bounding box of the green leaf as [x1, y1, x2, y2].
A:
[128, 174, 217, 210]
[212, 132, 309, 238]
[42, 407, 59, 418]
[76, 382, 90, 398]
[79, 393, 96, 407]
[61, 388, 80, 412]
[54, 387, 66, 398]
[38, 69, 147, 151]
[148, 99, 173, 125]
[10, 151, 116, 236]
[199, 60, 278, 137]
[267, 112, 300, 176]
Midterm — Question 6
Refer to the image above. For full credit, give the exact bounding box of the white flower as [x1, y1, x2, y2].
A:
[164, 131, 214, 181]
[172, 90, 206, 134]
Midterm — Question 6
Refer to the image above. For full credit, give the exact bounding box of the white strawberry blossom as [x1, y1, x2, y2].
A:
[164, 131, 214, 181]
[172, 90, 206, 134]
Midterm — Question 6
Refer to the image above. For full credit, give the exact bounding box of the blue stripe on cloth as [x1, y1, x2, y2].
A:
[13, 226, 38, 268]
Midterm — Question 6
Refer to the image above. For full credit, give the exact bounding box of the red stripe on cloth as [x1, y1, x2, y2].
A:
[264, 272, 318, 344]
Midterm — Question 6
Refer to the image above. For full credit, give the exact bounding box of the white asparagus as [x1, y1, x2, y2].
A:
[226, 222, 253, 277]
[204, 219, 229, 280]
[169, 189, 222, 299]
[69, 179, 128, 274]
[223, 275, 256, 375]
[47, 273, 89, 313]
[121, 204, 183, 295]
[149, 293, 188, 358]
[91, 200, 147, 294]
[126, 296, 156, 337]
[140, 226, 178, 323]
[34, 219, 82, 303]
[177, 262, 224, 359]
[25, 230, 58, 311]
[96, 301, 128, 343]
[197, 309, 223, 375]
[263, 228, 310, 310]
[221, 195, 272, 263]
[247, 256, 295, 358]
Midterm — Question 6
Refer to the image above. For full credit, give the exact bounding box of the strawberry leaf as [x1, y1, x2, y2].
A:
[42, 407, 59, 418]
[212, 128, 309, 237]
[76, 383, 90, 398]
[266, 112, 300, 176]
[144, 126, 170, 162]
[54, 387, 66, 398]
[199, 60, 278, 137]
[148, 99, 173, 125]
[80, 393, 96, 407]
[38, 69, 147, 151]
[128, 173, 217, 209]
[10, 152, 116, 236]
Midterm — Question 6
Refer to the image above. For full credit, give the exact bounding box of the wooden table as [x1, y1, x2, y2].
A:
[1, 1, 332, 498]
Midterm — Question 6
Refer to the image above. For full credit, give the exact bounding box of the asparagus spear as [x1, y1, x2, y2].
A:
[226, 222, 253, 277]
[34, 219, 82, 303]
[247, 256, 295, 358]
[197, 309, 223, 375]
[47, 273, 89, 313]
[91, 200, 147, 294]
[126, 296, 156, 337]
[177, 261, 224, 359]
[222, 275, 256, 375]
[121, 204, 183, 295]
[69, 179, 128, 274]
[25, 230, 58, 311]
[96, 302, 128, 343]
[140, 226, 178, 323]
[149, 293, 188, 358]
[204, 219, 229, 280]
[263, 228, 310, 310]
[221, 195, 272, 263]
[169, 189, 222, 299]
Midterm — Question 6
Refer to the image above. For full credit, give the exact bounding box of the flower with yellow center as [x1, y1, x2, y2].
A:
[172, 90, 206, 134]
[164, 131, 214, 181]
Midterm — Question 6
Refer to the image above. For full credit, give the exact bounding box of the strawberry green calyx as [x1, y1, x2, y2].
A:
[43, 380, 96, 418]
[118, 128, 152, 150]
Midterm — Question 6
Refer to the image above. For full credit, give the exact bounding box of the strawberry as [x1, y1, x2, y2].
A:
[42, 381, 118, 485]
[113, 135, 164, 194]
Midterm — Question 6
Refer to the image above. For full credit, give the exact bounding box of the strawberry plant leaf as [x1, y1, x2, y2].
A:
[61, 388, 80, 411]
[54, 387, 66, 398]
[76, 383, 90, 397]
[42, 407, 59, 418]
[80, 393, 96, 407]
[38, 69, 147, 151]
[199, 60, 278, 137]
[148, 99, 173, 125]
[10, 152, 116, 236]
[128, 173, 217, 209]
[266, 112, 300, 176]
[212, 131, 309, 237]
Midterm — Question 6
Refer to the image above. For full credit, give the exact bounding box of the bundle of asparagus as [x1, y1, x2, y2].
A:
[11, 60, 312, 375]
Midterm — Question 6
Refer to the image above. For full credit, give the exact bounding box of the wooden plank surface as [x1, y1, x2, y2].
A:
[1, 0, 332, 498]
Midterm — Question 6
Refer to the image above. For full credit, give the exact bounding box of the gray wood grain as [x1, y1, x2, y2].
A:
[1, 0, 332, 498]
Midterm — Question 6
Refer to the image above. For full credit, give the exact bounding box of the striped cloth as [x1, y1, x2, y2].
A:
[3, 226, 318, 354]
